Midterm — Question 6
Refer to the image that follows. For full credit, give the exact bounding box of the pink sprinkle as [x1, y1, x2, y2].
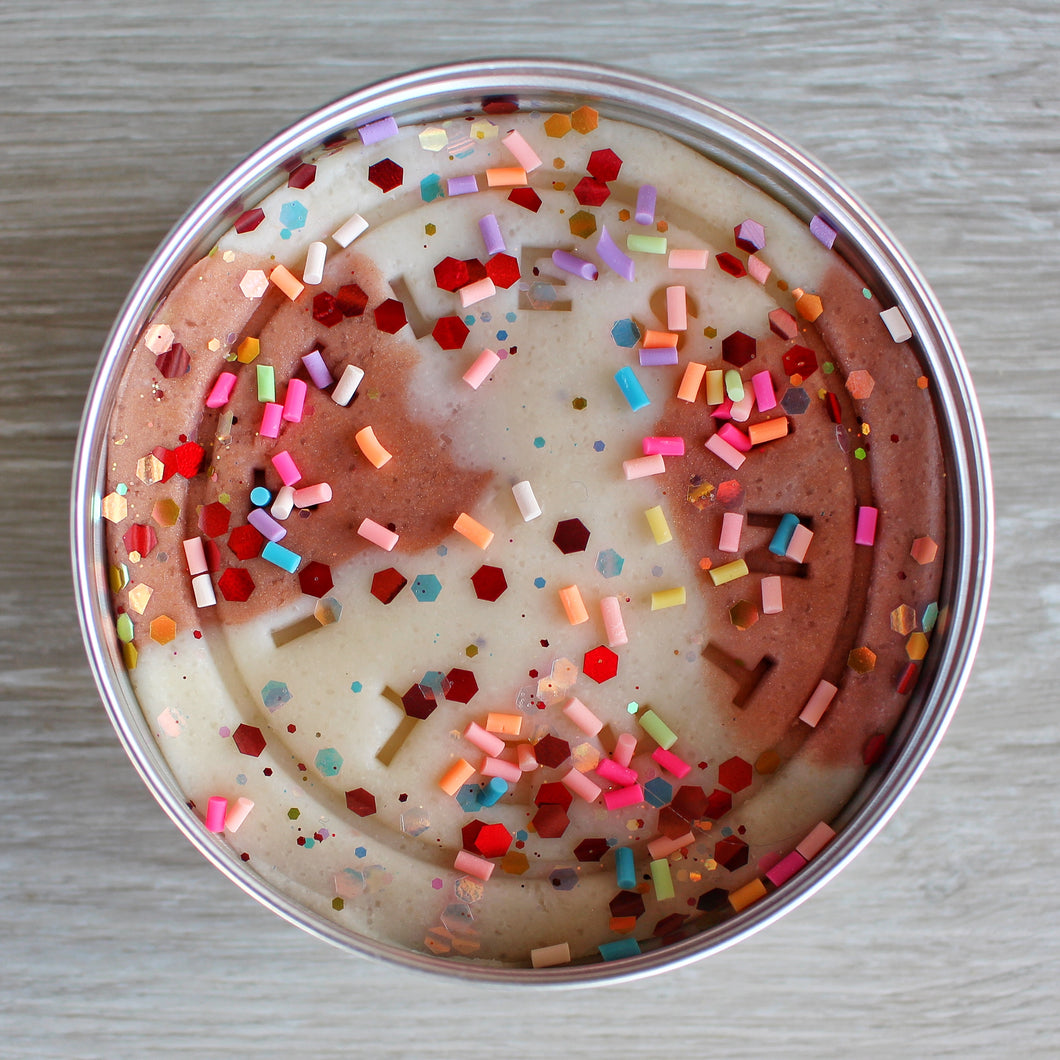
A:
[717, 422, 752, 453]
[271, 450, 302, 487]
[561, 768, 602, 804]
[711, 397, 733, 420]
[643, 436, 685, 456]
[666, 286, 687, 331]
[799, 680, 838, 728]
[517, 743, 539, 773]
[223, 796, 254, 833]
[600, 595, 628, 647]
[292, 482, 332, 507]
[651, 746, 692, 779]
[765, 849, 807, 887]
[183, 536, 208, 576]
[206, 371, 237, 409]
[357, 517, 399, 552]
[603, 783, 644, 811]
[205, 796, 227, 832]
[481, 756, 521, 783]
[613, 733, 637, 768]
[464, 721, 504, 757]
[796, 821, 837, 860]
[282, 378, 307, 422]
[623, 453, 666, 480]
[563, 696, 604, 737]
[454, 849, 494, 881]
[596, 225, 636, 281]
[855, 505, 879, 546]
[501, 129, 542, 172]
[718, 511, 744, 553]
[647, 832, 694, 859]
[259, 402, 283, 439]
[667, 248, 709, 269]
[751, 370, 777, 412]
[596, 758, 638, 786]
[786, 523, 814, 563]
[747, 254, 772, 284]
[463, 347, 501, 389]
[705, 432, 746, 470]
[761, 575, 783, 615]
[459, 276, 496, 308]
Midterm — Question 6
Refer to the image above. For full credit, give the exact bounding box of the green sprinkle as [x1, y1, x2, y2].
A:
[823, 361, 835, 375]
[638, 708, 678, 750]
[115, 613, 134, 643]
[257, 364, 276, 403]
[650, 857, 675, 900]
[724, 369, 744, 401]
[626, 234, 668, 254]
[854, 447, 867, 460]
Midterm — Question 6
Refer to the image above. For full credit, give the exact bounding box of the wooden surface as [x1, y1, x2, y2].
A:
[2, 1, 1057, 1056]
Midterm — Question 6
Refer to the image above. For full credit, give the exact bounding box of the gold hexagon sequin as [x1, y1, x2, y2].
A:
[794, 289, 824, 321]
[544, 112, 573, 138]
[108, 563, 129, 593]
[101, 491, 128, 523]
[501, 850, 529, 875]
[121, 642, 138, 670]
[848, 646, 877, 674]
[906, 632, 930, 660]
[127, 583, 154, 615]
[418, 126, 448, 152]
[729, 600, 759, 631]
[151, 497, 180, 527]
[571, 105, 599, 133]
[236, 336, 260, 363]
[149, 615, 176, 645]
[136, 454, 165, 484]
[568, 209, 597, 239]
[469, 119, 498, 141]
[890, 604, 917, 635]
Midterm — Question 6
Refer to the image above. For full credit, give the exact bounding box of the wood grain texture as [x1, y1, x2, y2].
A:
[1, 1, 1057, 1056]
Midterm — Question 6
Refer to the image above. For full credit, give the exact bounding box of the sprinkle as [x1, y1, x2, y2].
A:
[511, 480, 542, 522]
[358, 115, 399, 144]
[723, 369, 744, 402]
[485, 713, 522, 736]
[644, 504, 673, 545]
[481, 756, 521, 783]
[613, 733, 637, 768]
[880, 306, 913, 342]
[623, 454, 666, 480]
[459, 276, 497, 307]
[531, 942, 571, 968]
[799, 679, 838, 727]
[301, 350, 332, 389]
[248, 507, 286, 543]
[751, 370, 777, 411]
[326, 364, 364, 407]
[206, 372, 237, 409]
[464, 721, 505, 757]
[614, 366, 651, 411]
[447, 174, 479, 196]
[600, 595, 628, 647]
[439, 759, 476, 796]
[651, 587, 686, 610]
[453, 512, 494, 550]
[728, 877, 768, 912]
[484, 165, 526, 188]
[666, 286, 687, 331]
[501, 129, 542, 172]
[765, 850, 807, 887]
[596, 758, 638, 786]
[718, 511, 744, 553]
[796, 821, 836, 860]
[786, 524, 814, 563]
[855, 506, 879, 546]
[638, 709, 677, 749]
[596, 225, 636, 281]
[255, 364, 276, 403]
[717, 422, 752, 453]
[261, 540, 300, 573]
[183, 536, 208, 576]
[709, 559, 749, 586]
[205, 796, 227, 832]
[599, 938, 640, 961]
[614, 846, 637, 889]
[672, 362, 706, 405]
[910, 536, 939, 564]
[269, 264, 304, 301]
[649, 857, 676, 900]
[282, 378, 307, 423]
[729, 391, 754, 422]
[224, 796, 254, 833]
[626, 233, 667, 254]
[559, 584, 589, 625]
[355, 425, 393, 468]
[642, 330, 677, 349]
[332, 213, 369, 247]
[258, 402, 283, 438]
[705, 369, 725, 405]
[668, 248, 709, 269]
[647, 832, 693, 859]
[769, 513, 801, 556]
[810, 213, 838, 249]
[463, 347, 501, 389]
[479, 777, 509, 807]
[551, 249, 598, 281]
[639, 346, 678, 366]
[561, 768, 601, 803]
[652, 746, 691, 779]
[292, 482, 332, 508]
[302, 241, 327, 285]
[635, 184, 657, 224]
[271, 450, 302, 487]
[705, 433, 746, 470]
[357, 517, 399, 552]
[563, 696, 604, 737]
[761, 575, 783, 614]
[478, 213, 506, 256]
[454, 849, 495, 880]
[748, 417, 789, 445]
[191, 572, 216, 608]
[516, 744, 538, 773]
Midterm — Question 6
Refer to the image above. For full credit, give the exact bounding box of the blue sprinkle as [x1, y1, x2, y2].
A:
[769, 513, 801, 556]
[614, 366, 650, 411]
[350, 681, 363, 693]
[599, 937, 641, 961]
[262, 540, 300, 572]
[478, 777, 508, 807]
[533, 577, 546, 589]
[250, 486, 272, 507]
[614, 846, 636, 890]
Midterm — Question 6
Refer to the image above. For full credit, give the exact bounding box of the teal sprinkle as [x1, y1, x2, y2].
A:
[280, 229, 292, 240]
[314, 747, 344, 777]
[116, 482, 128, 495]
[464, 314, 476, 326]
[351, 681, 363, 693]
[533, 436, 545, 449]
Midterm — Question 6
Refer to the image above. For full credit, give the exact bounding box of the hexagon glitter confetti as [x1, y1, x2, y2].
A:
[261, 680, 291, 712]
[595, 548, 624, 578]
[553, 517, 590, 554]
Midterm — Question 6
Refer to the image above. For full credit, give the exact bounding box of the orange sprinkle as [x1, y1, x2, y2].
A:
[269, 264, 304, 302]
[354, 425, 393, 468]
[559, 584, 589, 625]
[486, 166, 527, 187]
[485, 712, 522, 736]
[439, 758, 476, 796]
[748, 417, 790, 445]
[453, 512, 494, 550]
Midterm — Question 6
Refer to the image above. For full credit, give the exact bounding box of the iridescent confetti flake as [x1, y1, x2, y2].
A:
[848, 646, 877, 674]
[101, 492, 128, 523]
[315, 747, 344, 776]
[239, 269, 269, 299]
[595, 548, 624, 578]
[261, 680, 292, 712]
[454, 877, 485, 904]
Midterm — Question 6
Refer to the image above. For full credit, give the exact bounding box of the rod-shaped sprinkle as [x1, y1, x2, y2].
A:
[205, 796, 227, 832]
[717, 422, 752, 453]
[723, 369, 745, 402]
[796, 821, 837, 860]
[559, 584, 589, 625]
[599, 938, 641, 961]
[511, 480, 541, 521]
[751, 369, 777, 411]
[627, 233, 667, 254]
[485, 166, 527, 187]
[786, 523, 814, 563]
[453, 512, 494, 549]
[561, 767, 601, 803]
[261, 540, 300, 572]
[600, 595, 628, 647]
[501, 128, 542, 172]
[301, 350, 332, 389]
[516, 743, 538, 773]
[478, 777, 509, 807]
[463, 347, 501, 389]
[282, 378, 307, 422]
[639, 346, 678, 367]
[638, 708, 678, 749]
[191, 571, 216, 608]
[596, 758, 638, 786]
[530, 943, 571, 969]
[614, 846, 637, 889]
[439, 758, 476, 796]
[563, 696, 604, 737]
[478, 213, 506, 256]
[485, 712, 522, 735]
[728, 878, 768, 912]
[459, 276, 496, 307]
[183, 536, 208, 576]
[269, 264, 304, 301]
[799, 679, 838, 727]
[677, 361, 707, 402]
[705, 432, 746, 470]
[292, 482, 332, 508]
[666, 285, 687, 331]
[650, 858, 675, 901]
[729, 391, 754, 422]
[647, 832, 693, 859]
[769, 513, 801, 556]
[761, 575, 784, 614]
[332, 364, 364, 406]
[454, 849, 495, 880]
[258, 402, 283, 439]
[748, 417, 789, 445]
[765, 850, 808, 888]
[206, 371, 237, 409]
[480, 756, 521, 783]
[705, 368, 725, 405]
[651, 746, 692, 779]
[645, 505, 673, 545]
[223, 796, 254, 833]
[668, 248, 709, 269]
[464, 721, 505, 757]
[551, 249, 598, 281]
[642, 329, 678, 348]
[623, 453, 666, 480]
[614, 366, 651, 411]
[332, 213, 368, 247]
[709, 559, 749, 586]
[613, 733, 637, 768]
[855, 505, 879, 546]
[651, 587, 686, 610]
[271, 450, 302, 487]
[302, 241, 327, 286]
[635, 184, 657, 224]
[447, 174, 479, 196]
[357, 517, 399, 552]
[596, 225, 636, 281]
[248, 507, 287, 543]
[355, 425, 393, 468]
[718, 511, 744, 553]
[256, 364, 276, 403]
[357, 115, 399, 144]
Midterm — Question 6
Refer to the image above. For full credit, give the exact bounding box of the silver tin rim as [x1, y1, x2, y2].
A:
[72, 58, 993, 985]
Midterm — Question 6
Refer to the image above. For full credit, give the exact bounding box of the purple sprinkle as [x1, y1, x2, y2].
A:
[551, 249, 598, 281]
[301, 350, 333, 389]
[247, 507, 287, 543]
[639, 346, 679, 367]
[447, 174, 479, 197]
[478, 213, 506, 256]
[596, 226, 635, 282]
[810, 213, 838, 249]
[358, 116, 399, 145]
[635, 184, 657, 225]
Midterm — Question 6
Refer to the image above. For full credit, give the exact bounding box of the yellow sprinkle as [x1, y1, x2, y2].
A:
[644, 505, 673, 545]
[709, 559, 749, 586]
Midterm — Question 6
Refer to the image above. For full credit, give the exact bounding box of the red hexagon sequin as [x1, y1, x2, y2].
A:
[298, 560, 334, 598]
[432, 315, 470, 350]
[572, 176, 610, 207]
[443, 668, 478, 704]
[232, 723, 266, 757]
[471, 564, 507, 601]
[199, 501, 231, 539]
[370, 567, 407, 604]
[217, 567, 255, 603]
[374, 298, 407, 334]
[587, 148, 622, 182]
[583, 645, 618, 684]
[228, 524, 265, 561]
[718, 756, 753, 793]
[345, 788, 377, 817]
[367, 158, 402, 193]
